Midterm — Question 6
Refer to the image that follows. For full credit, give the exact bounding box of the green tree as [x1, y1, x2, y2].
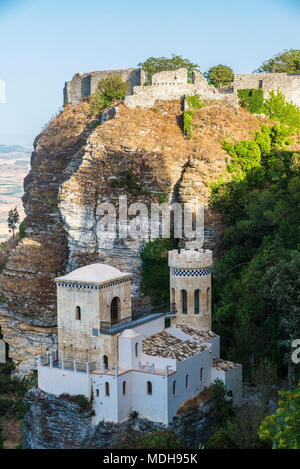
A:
[138, 54, 200, 84]
[7, 207, 20, 238]
[204, 64, 234, 89]
[89, 74, 129, 116]
[263, 90, 300, 128]
[255, 49, 300, 73]
[258, 383, 300, 449]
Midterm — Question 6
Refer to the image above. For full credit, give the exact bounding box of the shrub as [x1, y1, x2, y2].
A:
[111, 170, 150, 196]
[238, 89, 264, 114]
[185, 94, 204, 110]
[18, 221, 26, 239]
[60, 393, 92, 413]
[89, 74, 129, 116]
[183, 109, 194, 138]
[141, 239, 174, 305]
[263, 89, 300, 128]
[115, 429, 185, 449]
[258, 383, 300, 449]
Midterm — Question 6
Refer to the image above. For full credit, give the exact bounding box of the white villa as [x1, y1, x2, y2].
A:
[37, 248, 242, 426]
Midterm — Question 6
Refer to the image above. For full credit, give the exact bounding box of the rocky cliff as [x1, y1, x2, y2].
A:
[23, 388, 217, 449]
[0, 99, 265, 373]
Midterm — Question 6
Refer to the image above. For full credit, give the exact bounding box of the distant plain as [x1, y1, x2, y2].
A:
[0, 146, 31, 241]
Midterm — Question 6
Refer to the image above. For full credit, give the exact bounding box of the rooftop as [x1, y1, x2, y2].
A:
[213, 358, 240, 372]
[55, 263, 131, 285]
[142, 330, 208, 361]
[175, 323, 217, 342]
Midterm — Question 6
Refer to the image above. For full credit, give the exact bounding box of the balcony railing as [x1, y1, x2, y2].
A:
[100, 303, 176, 332]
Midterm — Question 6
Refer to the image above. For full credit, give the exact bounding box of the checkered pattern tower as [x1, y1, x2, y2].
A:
[168, 249, 213, 329]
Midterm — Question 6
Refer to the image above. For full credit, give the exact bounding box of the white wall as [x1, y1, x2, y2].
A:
[133, 317, 165, 338]
[211, 364, 243, 406]
[92, 372, 120, 424]
[38, 365, 91, 398]
[168, 351, 212, 422]
[131, 371, 169, 425]
[118, 333, 143, 369]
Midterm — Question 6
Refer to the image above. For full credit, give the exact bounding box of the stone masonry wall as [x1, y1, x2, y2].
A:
[64, 68, 144, 105]
[234, 72, 300, 105]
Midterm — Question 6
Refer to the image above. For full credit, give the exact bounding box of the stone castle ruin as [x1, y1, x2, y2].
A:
[64, 67, 300, 108]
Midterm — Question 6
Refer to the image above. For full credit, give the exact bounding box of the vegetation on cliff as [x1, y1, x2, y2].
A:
[89, 74, 129, 116]
[0, 361, 36, 448]
[211, 96, 300, 384]
[258, 382, 300, 449]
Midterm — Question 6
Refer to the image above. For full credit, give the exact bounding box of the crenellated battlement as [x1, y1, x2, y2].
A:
[168, 248, 212, 270]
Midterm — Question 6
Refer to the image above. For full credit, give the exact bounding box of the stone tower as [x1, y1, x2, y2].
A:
[168, 249, 212, 329]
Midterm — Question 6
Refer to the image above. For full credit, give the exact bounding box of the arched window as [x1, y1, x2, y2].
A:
[105, 382, 110, 396]
[181, 290, 187, 314]
[172, 381, 176, 396]
[135, 342, 138, 357]
[200, 367, 203, 382]
[103, 355, 108, 370]
[206, 287, 210, 312]
[194, 289, 200, 315]
[75, 306, 81, 320]
[147, 381, 152, 395]
[110, 297, 121, 323]
[185, 374, 189, 389]
[122, 380, 126, 395]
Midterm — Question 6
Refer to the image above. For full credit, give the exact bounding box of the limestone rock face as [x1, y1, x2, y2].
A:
[0, 100, 264, 373]
[23, 388, 217, 449]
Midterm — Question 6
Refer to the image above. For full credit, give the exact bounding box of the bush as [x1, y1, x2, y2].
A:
[263, 89, 300, 128]
[141, 239, 175, 305]
[111, 170, 150, 196]
[60, 393, 92, 413]
[238, 89, 264, 114]
[183, 110, 194, 138]
[185, 94, 204, 110]
[18, 221, 26, 239]
[89, 74, 129, 116]
[115, 429, 185, 449]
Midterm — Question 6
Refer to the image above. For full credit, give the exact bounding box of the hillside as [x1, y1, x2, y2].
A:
[0, 99, 269, 373]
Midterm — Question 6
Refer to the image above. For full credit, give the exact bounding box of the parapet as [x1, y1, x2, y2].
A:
[168, 249, 212, 270]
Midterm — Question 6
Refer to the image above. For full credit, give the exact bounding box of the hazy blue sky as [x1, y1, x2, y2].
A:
[0, 0, 299, 147]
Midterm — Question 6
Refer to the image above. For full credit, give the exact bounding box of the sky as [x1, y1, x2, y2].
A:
[0, 0, 299, 147]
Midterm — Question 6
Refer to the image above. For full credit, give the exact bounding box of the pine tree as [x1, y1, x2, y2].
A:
[7, 207, 20, 238]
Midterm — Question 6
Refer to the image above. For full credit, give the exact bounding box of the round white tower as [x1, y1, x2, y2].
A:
[168, 248, 213, 329]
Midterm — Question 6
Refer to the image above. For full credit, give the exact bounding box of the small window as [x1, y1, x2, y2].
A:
[135, 342, 138, 357]
[96, 389, 99, 397]
[103, 355, 108, 370]
[147, 381, 152, 395]
[185, 374, 189, 389]
[105, 382, 110, 396]
[181, 290, 187, 314]
[123, 380, 126, 395]
[172, 381, 176, 396]
[194, 289, 200, 315]
[75, 306, 81, 320]
[92, 328, 98, 337]
[200, 367, 203, 382]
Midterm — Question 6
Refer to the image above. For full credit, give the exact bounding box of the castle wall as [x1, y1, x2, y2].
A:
[63, 68, 144, 105]
[234, 73, 300, 106]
